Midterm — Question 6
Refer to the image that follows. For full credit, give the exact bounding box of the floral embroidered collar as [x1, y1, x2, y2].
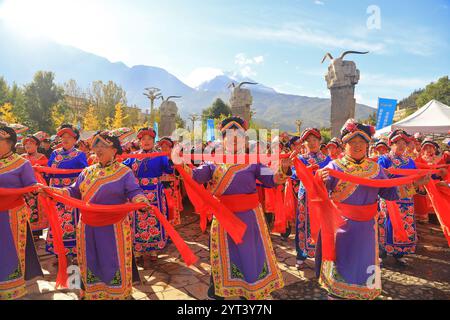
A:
[98, 159, 116, 169]
[301, 151, 328, 164]
[0, 151, 13, 160]
[388, 152, 410, 167]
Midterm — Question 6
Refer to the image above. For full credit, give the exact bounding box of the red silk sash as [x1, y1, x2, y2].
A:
[118, 151, 290, 164]
[174, 164, 247, 244]
[272, 185, 287, 233]
[0, 186, 68, 288]
[0, 186, 38, 211]
[327, 168, 428, 188]
[218, 193, 259, 213]
[284, 178, 296, 223]
[42, 189, 198, 266]
[164, 188, 176, 221]
[292, 158, 415, 261]
[33, 166, 84, 175]
[117, 152, 169, 161]
[335, 202, 378, 221]
[381, 167, 450, 246]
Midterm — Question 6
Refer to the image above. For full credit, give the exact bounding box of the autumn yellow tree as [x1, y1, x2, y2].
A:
[0, 103, 17, 123]
[83, 104, 100, 130]
[51, 104, 67, 129]
[112, 103, 128, 129]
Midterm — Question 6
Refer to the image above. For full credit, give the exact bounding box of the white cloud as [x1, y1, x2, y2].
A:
[314, 1, 325, 5]
[360, 74, 434, 89]
[182, 67, 224, 88]
[235, 53, 264, 66]
[225, 24, 386, 54]
[234, 53, 265, 78]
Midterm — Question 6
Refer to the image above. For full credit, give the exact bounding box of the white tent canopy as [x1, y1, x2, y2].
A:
[375, 99, 450, 137]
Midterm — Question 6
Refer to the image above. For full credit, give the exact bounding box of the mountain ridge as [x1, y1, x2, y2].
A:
[0, 24, 376, 131]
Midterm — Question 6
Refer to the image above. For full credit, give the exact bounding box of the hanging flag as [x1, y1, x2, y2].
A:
[206, 118, 215, 142]
[376, 98, 397, 130]
[154, 122, 159, 141]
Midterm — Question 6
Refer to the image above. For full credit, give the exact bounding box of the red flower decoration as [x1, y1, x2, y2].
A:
[345, 121, 357, 132]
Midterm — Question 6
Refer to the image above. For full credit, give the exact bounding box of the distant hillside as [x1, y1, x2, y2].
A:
[0, 23, 375, 130]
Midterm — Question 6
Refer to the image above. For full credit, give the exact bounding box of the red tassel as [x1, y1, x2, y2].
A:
[272, 185, 286, 233]
[385, 201, 409, 242]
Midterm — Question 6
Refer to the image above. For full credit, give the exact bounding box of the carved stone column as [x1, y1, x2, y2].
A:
[325, 59, 360, 138]
[229, 86, 253, 122]
[159, 100, 178, 137]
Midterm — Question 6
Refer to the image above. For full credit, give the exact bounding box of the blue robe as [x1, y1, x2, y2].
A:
[123, 151, 173, 256]
[292, 151, 331, 261]
[378, 153, 417, 257]
[46, 147, 88, 256]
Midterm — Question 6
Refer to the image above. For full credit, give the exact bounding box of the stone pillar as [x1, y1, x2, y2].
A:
[229, 86, 253, 122]
[325, 59, 360, 138]
[159, 100, 178, 137]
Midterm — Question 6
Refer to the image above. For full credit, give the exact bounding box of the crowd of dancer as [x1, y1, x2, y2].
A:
[1, 116, 449, 300]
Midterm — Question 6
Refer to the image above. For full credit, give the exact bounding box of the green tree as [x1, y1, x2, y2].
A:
[415, 76, 450, 107]
[320, 127, 331, 143]
[175, 113, 186, 129]
[23, 71, 64, 133]
[0, 77, 9, 106]
[361, 111, 377, 126]
[202, 98, 232, 119]
[7, 83, 27, 123]
[87, 80, 127, 128]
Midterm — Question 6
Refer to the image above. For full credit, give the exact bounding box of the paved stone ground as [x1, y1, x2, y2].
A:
[24, 203, 450, 300]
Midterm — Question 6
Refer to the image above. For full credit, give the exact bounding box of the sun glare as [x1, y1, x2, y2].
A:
[0, 0, 113, 47]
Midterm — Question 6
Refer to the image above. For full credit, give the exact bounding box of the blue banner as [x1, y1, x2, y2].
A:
[206, 119, 215, 142]
[154, 122, 159, 141]
[376, 98, 397, 130]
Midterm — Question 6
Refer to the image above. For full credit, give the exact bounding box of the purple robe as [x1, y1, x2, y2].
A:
[64, 161, 144, 300]
[316, 156, 398, 300]
[192, 162, 284, 300]
[0, 154, 43, 300]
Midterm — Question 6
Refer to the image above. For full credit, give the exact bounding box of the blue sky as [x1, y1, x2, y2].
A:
[0, 0, 449, 107]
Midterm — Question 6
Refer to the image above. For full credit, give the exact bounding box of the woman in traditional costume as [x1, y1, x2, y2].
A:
[371, 140, 390, 162]
[158, 136, 183, 226]
[22, 135, 48, 239]
[46, 124, 88, 259]
[293, 128, 331, 269]
[378, 129, 421, 266]
[316, 120, 429, 299]
[0, 126, 43, 300]
[414, 139, 448, 224]
[326, 137, 343, 160]
[123, 127, 173, 266]
[44, 131, 148, 300]
[188, 116, 286, 300]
